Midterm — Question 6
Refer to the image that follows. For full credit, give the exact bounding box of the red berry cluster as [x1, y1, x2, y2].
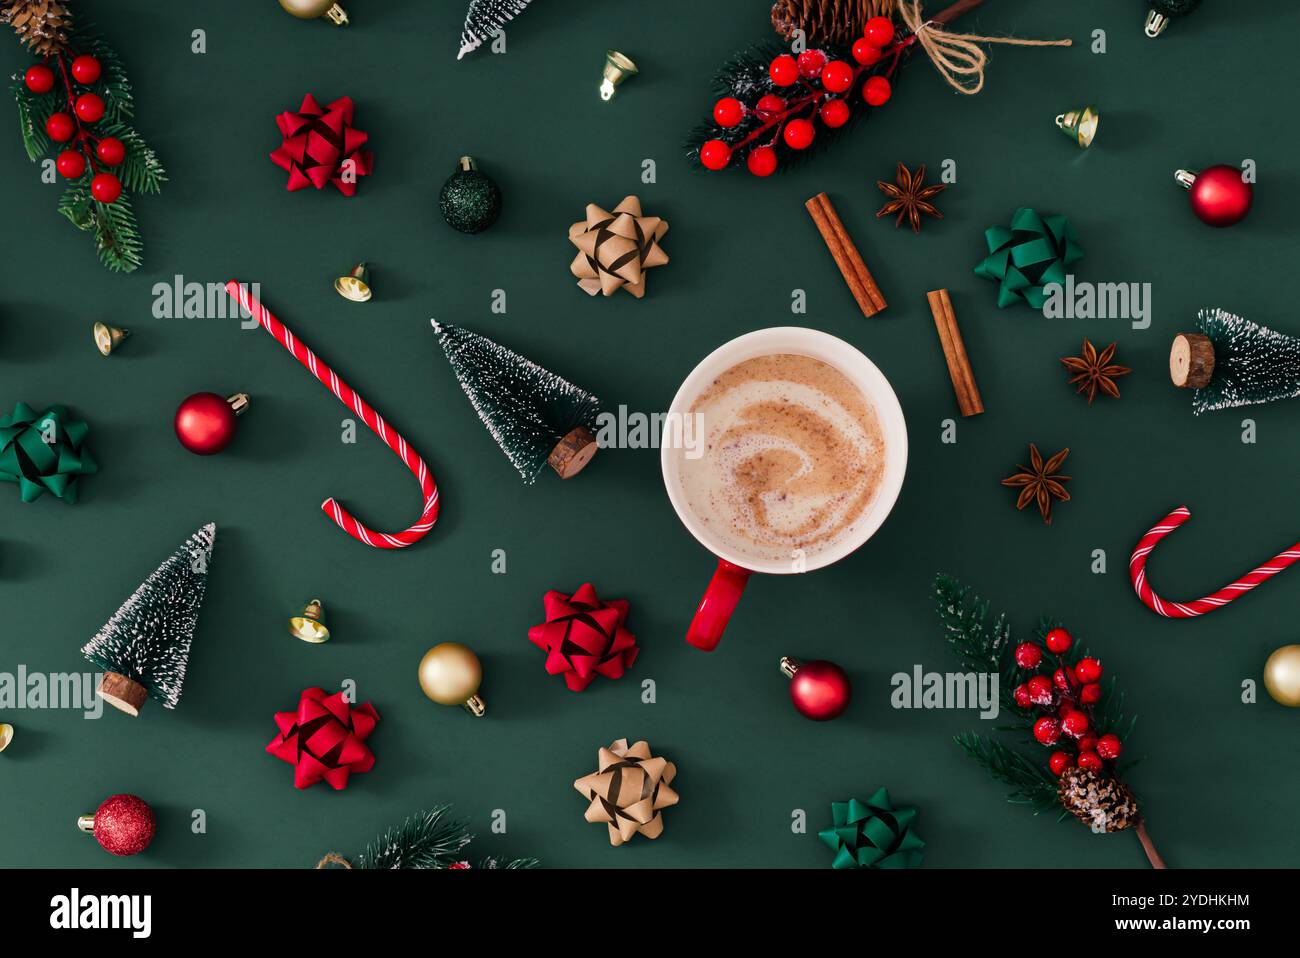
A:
[24, 53, 126, 204]
[1012, 628, 1123, 778]
[699, 15, 899, 177]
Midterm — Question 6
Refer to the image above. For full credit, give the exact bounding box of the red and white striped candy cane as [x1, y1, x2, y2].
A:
[1130, 505, 1300, 617]
[224, 280, 439, 549]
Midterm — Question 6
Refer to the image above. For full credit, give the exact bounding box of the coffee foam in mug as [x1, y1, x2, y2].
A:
[678, 353, 885, 565]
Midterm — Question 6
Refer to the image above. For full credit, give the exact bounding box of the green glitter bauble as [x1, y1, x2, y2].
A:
[439, 157, 502, 234]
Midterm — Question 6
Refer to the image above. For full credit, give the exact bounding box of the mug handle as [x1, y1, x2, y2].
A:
[686, 559, 752, 651]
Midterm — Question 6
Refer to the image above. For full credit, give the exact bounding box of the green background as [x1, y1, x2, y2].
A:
[2, 0, 1297, 869]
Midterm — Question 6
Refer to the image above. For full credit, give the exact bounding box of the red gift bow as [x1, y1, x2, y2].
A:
[270, 94, 373, 196]
[528, 583, 638, 691]
[266, 687, 379, 789]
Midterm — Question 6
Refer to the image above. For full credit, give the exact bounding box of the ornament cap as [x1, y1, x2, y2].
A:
[279, 0, 349, 25]
[226, 393, 251, 417]
[599, 50, 638, 100]
[92, 322, 130, 356]
[1174, 169, 1198, 190]
[0, 722, 11, 753]
[334, 262, 372, 302]
[463, 694, 486, 717]
[77, 814, 96, 833]
[1054, 105, 1099, 149]
[288, 599, 331, 643]
[456, 155, 477, 173]
[1144, 10, 1169, 37]
[779, 656, 801, 679]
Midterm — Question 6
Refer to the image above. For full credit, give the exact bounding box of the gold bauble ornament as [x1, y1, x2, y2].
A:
[1263, 644, 1300, 707]
[419, 642, 486, 716]
[278, 0, 349, 25]
[0, 723, 12, 753]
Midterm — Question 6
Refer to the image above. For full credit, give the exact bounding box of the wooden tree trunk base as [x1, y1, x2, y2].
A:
[1170, 332, 1216, 388]
[99, 671, 148, 717]
[548, 426, 598, 479]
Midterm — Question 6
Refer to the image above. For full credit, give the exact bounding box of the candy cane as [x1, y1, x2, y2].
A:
[224, 280, 439, 549]
[1130, 506, 1300, 617]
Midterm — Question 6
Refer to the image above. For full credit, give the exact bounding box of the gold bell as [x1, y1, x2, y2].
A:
[0, 723, 12, 753]
[288, 599, 331, 644]
[599, 50, 637, 101]
[92, 322, 130, 356]
[334, 263, 372, 302]
[1055, 105, 1100, 149]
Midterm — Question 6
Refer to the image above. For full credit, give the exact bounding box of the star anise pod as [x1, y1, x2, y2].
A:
[1061, 339, 1131, 404]
[876, 162, 945, 233]
[1001, 444, 1071, 525]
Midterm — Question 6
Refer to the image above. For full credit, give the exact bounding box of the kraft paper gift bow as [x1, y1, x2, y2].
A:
[223, 281, 439, 548]
[1130, 506, 1300, 617]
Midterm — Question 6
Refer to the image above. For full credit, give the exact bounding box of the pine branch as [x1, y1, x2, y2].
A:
[355, 806, 473, 869]
[933, 573, 1021, 713]
[11, 74, 55, 160]
[91, 194, 143, 273]
[98, 120, 166, 193]
[955, 733, 1060, 814]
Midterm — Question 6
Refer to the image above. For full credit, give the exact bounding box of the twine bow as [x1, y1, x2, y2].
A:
[568, 196, 669, 298]
[897, 0, 1072, 96]
[574, 739, 679, 846]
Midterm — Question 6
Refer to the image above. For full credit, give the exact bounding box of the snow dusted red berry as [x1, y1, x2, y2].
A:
[1079, 682, 1103, 705]
[1061, 710, 1089, 739]
[1096, 734, 1122, 760]
[1026, 674, 1054, 705]
[1014, 642, 1043, 669]
[1049, 751, 1074, 776]
[1075, 657, 1103, 683]
[1033, 716, 1062, 745]
[1045, 627, 1073, 653]
[1013, 683, 1032, 708]
[1077, 750, 1103, 771]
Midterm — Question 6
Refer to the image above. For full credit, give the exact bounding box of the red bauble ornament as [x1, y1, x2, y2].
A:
[1077, 750, 1103, 771]
[96, 136, 126, 166]
[1061, 710, 1089, 738]
[1032, 716, 1061, 745]
[851, 38, 882, 66]
[45, 111, 75, 142]
[699, 139, 731, 171]
[56, 150, 86, 179]
[713, 97, 744, 128]
[863, 15, 895, 46]
[821, 60, 854, 94]
[1049, 750, 1074, 776]
[1045, 627, 1072, 653]
[1075, 657, 1103, 683]
[175, 392, 247, 455]
[71, 55, 103, 85]
[1177, 165, 1253, 227]
[797, 49, 827, 78]
[769, 54, 799, 86]
[1079, 682, 1102, 705]
[1096, 733, 1122, 760]
[819, 98, 850, 128]
[782, 656, 851, 720]
[24, 64, 55, 93]
[91, 171, 122, 204]
[783, 118, 815, 150]
[755, 94, 786, 118]
[863, 75, 892, 106]
[1014, 642, 1043, 669]
[1026, 674, 1054, 705]
[747, 146, 778, 177]
[75, 92, 106, 123]
[1013, 683, 1032, 708]
[80, 794, 156, 857]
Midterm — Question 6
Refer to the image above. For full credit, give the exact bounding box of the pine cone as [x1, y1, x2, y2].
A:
[1058, 767, 1139, 833]
[1, 0, 73, 56]
[770, 0, 894, 47]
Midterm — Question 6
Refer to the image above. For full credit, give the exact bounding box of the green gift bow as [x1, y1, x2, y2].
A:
[973, 207, 1083, 309]
[818, 788, 924, 869]
[0, 402, 97, 504]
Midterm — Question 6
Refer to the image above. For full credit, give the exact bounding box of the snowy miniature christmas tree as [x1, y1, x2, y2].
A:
[81, 523, 216, 715]
[456, 0, 534, 59]
[431, 321, 601, 482]
[1171, 308, 1300, 415]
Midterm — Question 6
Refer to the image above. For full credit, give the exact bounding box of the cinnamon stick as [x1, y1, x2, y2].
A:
[926, 288, 983, 417]
[805, 192, 887, 317]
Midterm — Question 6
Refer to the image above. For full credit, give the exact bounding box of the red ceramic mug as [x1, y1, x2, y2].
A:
[661, 327, 909, 650]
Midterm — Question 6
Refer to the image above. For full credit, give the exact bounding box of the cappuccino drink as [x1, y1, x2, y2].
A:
[676, 353, 886, 565]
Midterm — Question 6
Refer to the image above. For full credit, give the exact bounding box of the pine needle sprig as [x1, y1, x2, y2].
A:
[353, 806, 539, 870]
[934, 573, 1021, 714]
[955, 733, 1060, 814]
